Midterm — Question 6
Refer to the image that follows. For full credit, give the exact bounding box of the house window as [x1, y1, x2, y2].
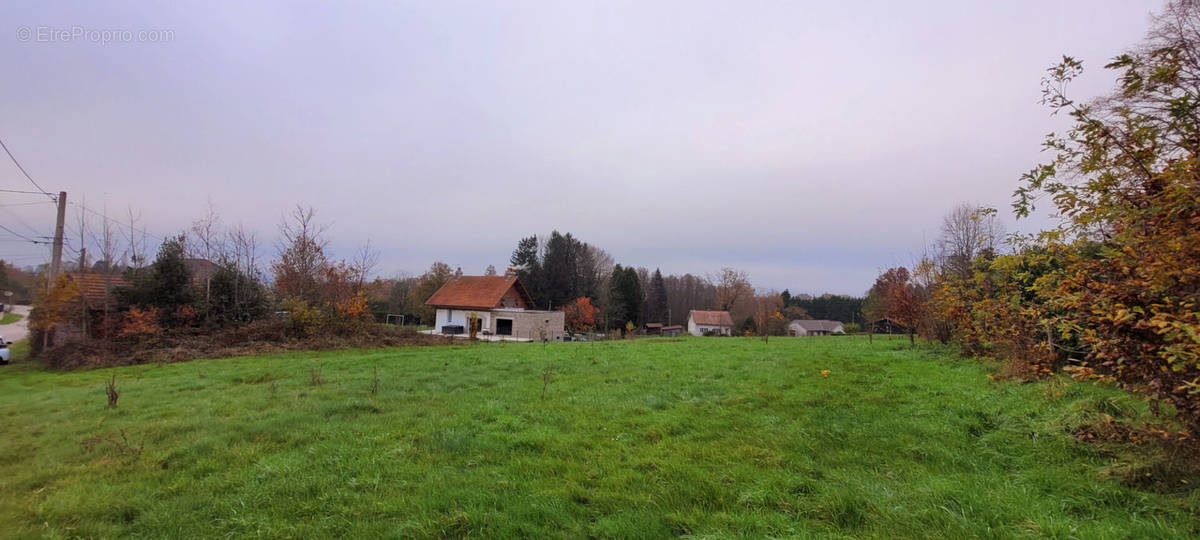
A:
[496, 318, 513, 336]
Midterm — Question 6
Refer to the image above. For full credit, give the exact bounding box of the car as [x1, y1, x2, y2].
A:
[0, 337, 10, 365]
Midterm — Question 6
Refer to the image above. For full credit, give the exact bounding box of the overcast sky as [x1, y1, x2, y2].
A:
[0, 1, 1164, 295]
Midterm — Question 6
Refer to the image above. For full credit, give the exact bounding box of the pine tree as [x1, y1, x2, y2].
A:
[541, 231, 580, 309]
[646, 269, 669, 324]
[509, 235, 543, 305]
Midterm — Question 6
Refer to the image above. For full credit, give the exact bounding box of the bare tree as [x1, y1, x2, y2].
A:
[223, 222, 263, 320]
[752, 292, 784, 342]
[484, 264, 497, 276]
[74, 202, 89, 272]
[578, 244, 614, 298]
[94, 205, 124, 338]
[74, 202, 90, 335]
[272, 205, 330, 303]
[938, 203, 1003, 278]
[227, 222, 260, 278]
[124, 206, 147, 269]
[665, 273, 716, 326]
[713, 267, 751, 311]
[189, 201, 224, 261]
[388, 271, 416, 317]
[351, 238, 380, 292]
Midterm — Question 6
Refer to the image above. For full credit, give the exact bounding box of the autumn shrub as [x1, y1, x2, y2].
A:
[174, 305, 199, 327]
[118, 307, 162, 338]
[27, 274, 82, 352]
[1033, 164, 1200, 427]
[933, 252, 1064, 379]
[280, 297, 323, 338]
[932, 2, 1200, 433]
[327, 291, 372, 335]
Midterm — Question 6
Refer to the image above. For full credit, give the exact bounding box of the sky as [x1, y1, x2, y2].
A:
[0, 0, 1166, 295]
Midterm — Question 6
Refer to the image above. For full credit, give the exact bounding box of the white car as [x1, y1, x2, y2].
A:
[0, 337, 10, 364]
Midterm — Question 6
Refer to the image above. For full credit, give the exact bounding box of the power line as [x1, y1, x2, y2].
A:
[0, 137, 55, 200]
[69, 201, 162, 241]
[9, 210, 49, 238]
[0, 223, 49, 244]
[0, 188, 52, 196]
[0, 200, 53, 208]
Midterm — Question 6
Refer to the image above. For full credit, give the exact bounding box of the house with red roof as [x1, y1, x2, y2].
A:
[686, 310, 733, 336]
[425, 270, 565, 341]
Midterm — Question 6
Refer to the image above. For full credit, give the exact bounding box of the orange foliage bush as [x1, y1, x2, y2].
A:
[118, 307, 162, 338]
[560, 297, 599, 332]
[29, 275, 82, 334]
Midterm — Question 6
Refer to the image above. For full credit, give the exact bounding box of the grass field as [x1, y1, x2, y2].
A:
[0, 311, 22, 325]
[1, 336, 1197, 538]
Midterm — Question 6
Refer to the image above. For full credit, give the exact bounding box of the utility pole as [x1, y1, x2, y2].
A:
[47, 191, 66, 289]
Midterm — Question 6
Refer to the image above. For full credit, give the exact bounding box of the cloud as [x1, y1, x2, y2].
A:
[0, 0, 1160, 293]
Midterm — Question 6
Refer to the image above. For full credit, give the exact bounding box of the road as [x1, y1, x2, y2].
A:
[0, 305, 31, 342]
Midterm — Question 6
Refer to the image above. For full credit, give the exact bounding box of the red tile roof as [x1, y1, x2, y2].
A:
[66, 272, 129, 307]
[662, 325, 683, 330]
[425, 275, 534, 310]
[689, 310, 733, 327]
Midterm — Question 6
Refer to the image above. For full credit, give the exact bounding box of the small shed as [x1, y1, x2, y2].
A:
[871, 318, 909, 335]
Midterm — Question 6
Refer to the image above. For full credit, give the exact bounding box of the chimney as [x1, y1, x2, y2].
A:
[454, 267, 463, 279]
[505, 267, 518, 278]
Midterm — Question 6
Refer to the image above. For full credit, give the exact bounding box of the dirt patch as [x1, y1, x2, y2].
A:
[36, 322, 447, 370]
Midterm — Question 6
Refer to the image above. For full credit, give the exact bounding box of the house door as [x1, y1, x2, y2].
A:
[496, 318, 513, 336]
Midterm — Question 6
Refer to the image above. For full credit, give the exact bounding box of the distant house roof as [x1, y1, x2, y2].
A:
[184, 258, 221, 284]
[645, 323, 663, 329]
[791, 319, 845, 333]
[425, 275, 535, 310]
[65, 272, 129, 307]
[689, 310, 733, 327]
[662, 325, 683, 331]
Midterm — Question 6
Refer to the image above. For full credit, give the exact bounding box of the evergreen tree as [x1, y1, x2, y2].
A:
[646, 268, 669, 324]
[206, 261, 269, 325]
[150, 236, 194, 312]
[607, 265, 643, 329]
[509, 235, 543, 305]
[541, 231, 581, 309]
[118, 235, 194, 324]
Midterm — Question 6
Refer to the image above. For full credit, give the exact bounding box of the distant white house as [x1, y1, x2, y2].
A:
[687, 310, 733, 336]
[789, 319, 846, 336]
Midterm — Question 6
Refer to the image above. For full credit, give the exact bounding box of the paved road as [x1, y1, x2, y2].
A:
[0, 305, 31, 342]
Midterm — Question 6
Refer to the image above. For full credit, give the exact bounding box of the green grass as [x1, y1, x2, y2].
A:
[0, 311, 22, 324]
[1, 336, 1196, 538]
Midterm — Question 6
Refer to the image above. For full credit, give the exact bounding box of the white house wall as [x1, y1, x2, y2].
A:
[687, 316, 731, 336]
[435, 309, 490, 330]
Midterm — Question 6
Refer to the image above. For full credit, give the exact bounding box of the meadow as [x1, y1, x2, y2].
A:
[0, 336, 1196, 538]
